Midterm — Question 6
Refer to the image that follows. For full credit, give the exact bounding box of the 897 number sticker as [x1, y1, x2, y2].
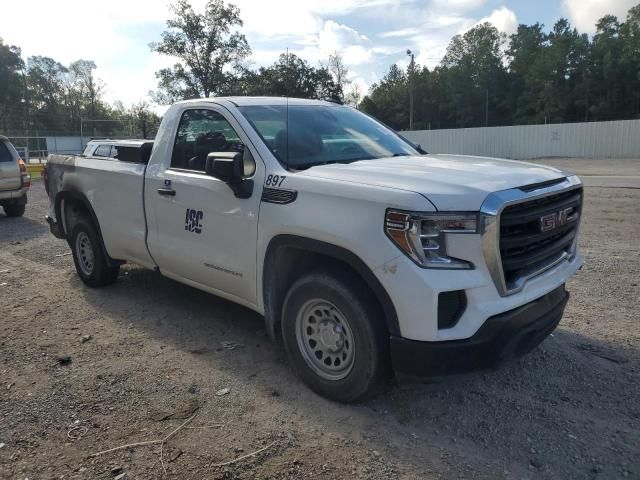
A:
[265, 174, 286, 187]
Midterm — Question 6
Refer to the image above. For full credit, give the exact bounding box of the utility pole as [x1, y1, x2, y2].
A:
[406, 49, 415, 130]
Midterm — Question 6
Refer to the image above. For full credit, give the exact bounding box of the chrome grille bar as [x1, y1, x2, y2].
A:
[480, 175, 583, 296]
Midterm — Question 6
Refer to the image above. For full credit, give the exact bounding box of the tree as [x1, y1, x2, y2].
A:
[619, 4, 640, 117]
[324, 51, 351, 100]
[536, 18, 590, 123]
[443, 23, 509, 127]
[506, 23, 547, 123]
[0, 38, 25, 132]
[127, 101, 162, 138]
[345, 83, 362, 108]
[150, 0, 251, 102]
[25, 56, 68, 132]
[70, 60, 104, 118]
[237, 53, 341, 99]
[359, 64, 408, 129]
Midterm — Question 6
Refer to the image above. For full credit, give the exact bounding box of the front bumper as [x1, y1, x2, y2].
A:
[390, 284, 568, 377]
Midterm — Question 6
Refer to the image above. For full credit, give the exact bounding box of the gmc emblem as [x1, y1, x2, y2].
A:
[540, 207, 576, 232]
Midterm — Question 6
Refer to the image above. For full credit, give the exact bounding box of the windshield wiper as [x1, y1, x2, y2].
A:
[392, 153, 411, 157]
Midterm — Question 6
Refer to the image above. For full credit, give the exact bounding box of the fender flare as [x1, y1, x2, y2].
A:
[54, 190, 120, 267]
[262, 234, 400, 338]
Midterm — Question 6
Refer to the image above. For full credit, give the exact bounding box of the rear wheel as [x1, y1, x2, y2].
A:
[282, 268, 390, 402]
[3, 203, 25, 217]
[70, 216, 119, 287]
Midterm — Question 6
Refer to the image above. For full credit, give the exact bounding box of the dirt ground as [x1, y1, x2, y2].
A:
[1, 159, 639, 479]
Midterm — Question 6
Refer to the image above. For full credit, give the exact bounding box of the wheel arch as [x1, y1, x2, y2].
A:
[54, 190, 120, 267]
[262, 234, 399, 340]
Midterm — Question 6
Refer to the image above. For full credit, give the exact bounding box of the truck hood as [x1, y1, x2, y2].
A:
[298, 154, 567, 210]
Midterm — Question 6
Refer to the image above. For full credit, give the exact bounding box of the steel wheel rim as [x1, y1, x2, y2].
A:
[75, 231, 94, 276]
[295, 299, 355, 381]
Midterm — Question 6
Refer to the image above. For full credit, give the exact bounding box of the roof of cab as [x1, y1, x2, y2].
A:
[87, 139, 153, 146]
[175, 96, 339, 107]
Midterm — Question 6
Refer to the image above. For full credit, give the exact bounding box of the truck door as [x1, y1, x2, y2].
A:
[144, 107, 262, 305]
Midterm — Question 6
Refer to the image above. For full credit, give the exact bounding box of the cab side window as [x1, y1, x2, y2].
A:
[93, 145, 112, 158]
[171, 109, 244, 172]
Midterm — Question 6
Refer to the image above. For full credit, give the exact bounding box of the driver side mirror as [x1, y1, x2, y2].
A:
[205, 151, 254, 199]
[205, 151, 243, 183]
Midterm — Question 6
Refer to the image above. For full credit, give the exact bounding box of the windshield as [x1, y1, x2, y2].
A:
[237, 104, 418, 169]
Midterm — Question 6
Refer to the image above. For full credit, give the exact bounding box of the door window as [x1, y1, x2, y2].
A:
[171, 109, 243, 172]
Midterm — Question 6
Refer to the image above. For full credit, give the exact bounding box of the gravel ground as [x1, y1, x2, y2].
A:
[1, 161, 639, 479]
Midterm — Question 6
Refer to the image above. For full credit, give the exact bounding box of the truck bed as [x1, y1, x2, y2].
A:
[46, 150, 154, 268]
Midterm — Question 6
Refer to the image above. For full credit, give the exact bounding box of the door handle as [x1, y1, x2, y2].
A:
[157, 187, 176, 197]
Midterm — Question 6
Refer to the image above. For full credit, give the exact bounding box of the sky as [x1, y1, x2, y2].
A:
[1, 0, 637, 112]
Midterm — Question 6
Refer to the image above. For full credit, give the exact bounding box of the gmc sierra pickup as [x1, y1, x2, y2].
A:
[44, 97, 583, 402]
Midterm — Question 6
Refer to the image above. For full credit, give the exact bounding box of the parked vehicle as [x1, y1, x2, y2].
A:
[0, 135, 30, 217]
[44, 97, 584, 402]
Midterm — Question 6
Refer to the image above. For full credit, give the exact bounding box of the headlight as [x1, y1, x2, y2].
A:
[384, 210, 478, 269]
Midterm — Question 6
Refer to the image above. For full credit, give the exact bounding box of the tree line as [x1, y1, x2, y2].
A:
[0, 0, 351, 138]
[1, 0, 638, 137]
[362, 4, 640, 130]
[148, 0, 352, 103]
[0, 46, 162, 138]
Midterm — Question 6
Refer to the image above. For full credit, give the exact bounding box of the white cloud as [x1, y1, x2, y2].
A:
[315, 21, 374, 65]
[342, 45, 375, 65]
[97, 53, 176, 107]
[318, 21, 369, 52]
[379, 28, 421, 39]
[231, 0, 401, 39]
[431, 0, 486, 12]
[563, 0, 636, 32]
[477, 6, 518, 34]
[233, 0, 322, 38]
[0, 0, 526, 105]
[404, 13, 475, 69]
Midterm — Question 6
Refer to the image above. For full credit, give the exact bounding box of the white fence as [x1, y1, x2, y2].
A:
[401, 119, 640, 159]
[45, 136, 91, 156]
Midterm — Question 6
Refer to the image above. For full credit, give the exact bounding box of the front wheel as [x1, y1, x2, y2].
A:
[281, 268, 390, 402]
[70, 217, 119, 287]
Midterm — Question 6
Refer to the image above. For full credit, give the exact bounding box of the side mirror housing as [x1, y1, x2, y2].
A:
[205, 151, 254, 199]
[205, 152, 243, 183]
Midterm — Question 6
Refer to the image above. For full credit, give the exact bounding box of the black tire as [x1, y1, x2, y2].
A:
[281, 267, 390, 402]
[70, 216, 119, 287]
[3, 203, 25, 217]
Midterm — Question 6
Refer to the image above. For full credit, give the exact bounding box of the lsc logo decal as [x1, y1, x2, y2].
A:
[185, 208, 203, 234]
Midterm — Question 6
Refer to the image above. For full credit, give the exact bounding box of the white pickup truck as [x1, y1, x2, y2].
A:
[44, 97, 583, 402]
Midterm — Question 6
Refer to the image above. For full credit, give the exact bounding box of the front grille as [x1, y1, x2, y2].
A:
[499, 186, 582, 288]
